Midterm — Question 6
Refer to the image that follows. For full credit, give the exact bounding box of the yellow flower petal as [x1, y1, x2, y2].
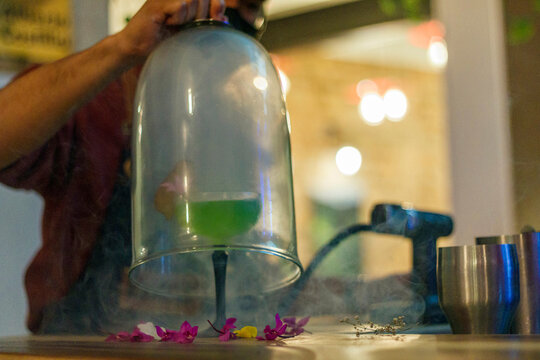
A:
[233, 326, 258, 338]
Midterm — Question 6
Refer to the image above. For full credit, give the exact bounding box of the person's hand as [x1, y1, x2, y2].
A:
[115, 0, 226, 66]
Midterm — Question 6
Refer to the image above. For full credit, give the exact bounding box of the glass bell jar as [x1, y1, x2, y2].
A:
[129, 20, 303, 301]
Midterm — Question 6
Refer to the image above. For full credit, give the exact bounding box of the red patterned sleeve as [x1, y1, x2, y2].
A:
[0, 119, 76, 195]
[0, 64, 78, 195]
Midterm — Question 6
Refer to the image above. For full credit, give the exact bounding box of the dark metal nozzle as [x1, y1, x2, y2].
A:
[371, 203, 453, 324]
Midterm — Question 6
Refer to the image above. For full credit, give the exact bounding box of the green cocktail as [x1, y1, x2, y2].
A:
[175, 192, 261, 241]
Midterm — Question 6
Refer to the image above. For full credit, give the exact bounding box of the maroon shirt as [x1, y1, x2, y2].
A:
[0, 73, 129, 333]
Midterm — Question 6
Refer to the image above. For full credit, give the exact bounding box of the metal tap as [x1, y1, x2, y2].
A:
[370, 203, 453, 324]
[279, 202, 453, 325]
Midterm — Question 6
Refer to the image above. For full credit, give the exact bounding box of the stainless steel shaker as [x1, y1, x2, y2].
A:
[476, 232, 540, 334]
[437, 244, 520, 334]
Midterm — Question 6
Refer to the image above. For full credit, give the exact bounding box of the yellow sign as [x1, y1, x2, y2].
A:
[0, 0, 73, 63]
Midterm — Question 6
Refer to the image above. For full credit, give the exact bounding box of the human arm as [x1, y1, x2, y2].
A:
[0, 0, 225, 170]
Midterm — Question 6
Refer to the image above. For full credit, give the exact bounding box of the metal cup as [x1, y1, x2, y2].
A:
[476, 232, 540, 334]
[437, 244, 520, 334]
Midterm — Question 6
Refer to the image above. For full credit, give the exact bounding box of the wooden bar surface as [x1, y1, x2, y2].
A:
[2, 325, 540, 359]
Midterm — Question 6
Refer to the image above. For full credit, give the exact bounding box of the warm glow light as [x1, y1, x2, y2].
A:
[383, 89, 408, 121]
[359, 92, 385, 126]
[285, 110, 292, 134]
[356, 79, 378, 99]
[428, 37, 448, 68]
[253, 76, 268, 91]
[278, 69, 290, 97]
[336, 146, 362, 176]
[187, 88, 193, 115]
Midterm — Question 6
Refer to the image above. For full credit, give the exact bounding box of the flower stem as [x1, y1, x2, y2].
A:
[207, 320, 224, 334]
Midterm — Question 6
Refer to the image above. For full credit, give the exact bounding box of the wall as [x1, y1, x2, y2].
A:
[276, 46, 451, 277]
[0, 187, 42, 336]
[504, 0, 540, 230]
[0, 0, 109, 337]
[0, 73, 42, 337]
[434, 0, 515, 243]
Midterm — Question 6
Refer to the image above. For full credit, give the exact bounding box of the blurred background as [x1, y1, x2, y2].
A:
[0, 0, 537, 335]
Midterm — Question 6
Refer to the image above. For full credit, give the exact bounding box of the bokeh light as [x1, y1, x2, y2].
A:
[358, 92, 385, 126]
[335, 146, 362, 176]
[383, 88, 408, 121]
[253, 76, 268, 91]
[428, 37, 448, 68]
[355, 79, 378, 99]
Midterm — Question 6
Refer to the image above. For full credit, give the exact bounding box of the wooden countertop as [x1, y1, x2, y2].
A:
[2, 324, 540, 359]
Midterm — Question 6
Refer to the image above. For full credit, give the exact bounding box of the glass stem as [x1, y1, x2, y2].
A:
[212, 250, 228, 329]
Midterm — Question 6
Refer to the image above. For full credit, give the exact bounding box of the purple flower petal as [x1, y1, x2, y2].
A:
[223, 318, 237, 332]
[276, 324, 287, 336]
[297, 316, 310, 327]
[156, 328, 179, 342]
[283, 316, 310, 336]
[274, 313, 283, 329]
[176, 321, 198, 344]
[257, 314, 290, 341]
[106, 327, 154, 343]
[156, 326, 166, 338]
[160, 175, 185, 195]
[130, 328, 155, 342]
[219, 330, 233, 342]
[179, 321, 191, 334]
[105, 321, 201, 344]
[105, 331, 131, 342]
[283, 317, 296, 325]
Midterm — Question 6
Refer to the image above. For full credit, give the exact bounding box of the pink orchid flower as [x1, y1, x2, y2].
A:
[219, 318, 237, 342]
[105, 327, 154, 343]
[105, 331, 131, 342]
[156, 321, 198, 343]
[160, 175, 185, 195]
[257, 313, 287, 341]
[283, 316, 310, 336]
[208, 318, 238, 342]
[177, 321, 199, 344]
[156, 321, 199, 344]
[155, 327, 179, 342]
